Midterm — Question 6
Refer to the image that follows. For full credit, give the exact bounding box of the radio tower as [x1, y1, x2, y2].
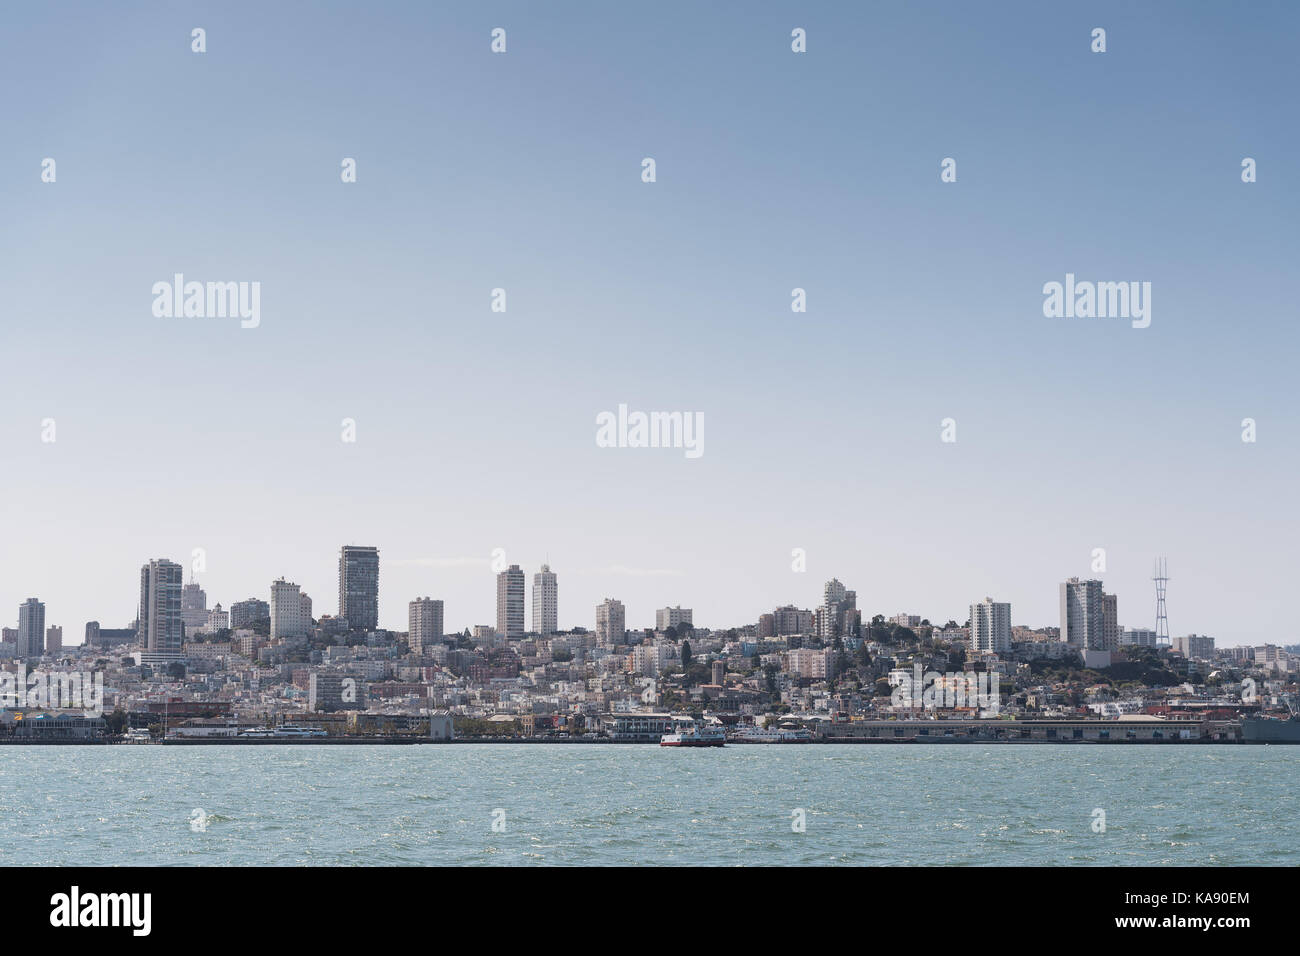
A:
[1153, 557, 1170, 646]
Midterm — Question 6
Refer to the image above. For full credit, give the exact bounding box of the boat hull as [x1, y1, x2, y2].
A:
[1242, 717, 1300, 743]
[660, 734, 725, 747]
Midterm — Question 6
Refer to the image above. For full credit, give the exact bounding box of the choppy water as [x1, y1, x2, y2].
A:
[0, 745, 1293, 865]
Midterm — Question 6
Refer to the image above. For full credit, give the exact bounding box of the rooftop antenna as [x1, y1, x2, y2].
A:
[1153, 557, 1170, 647]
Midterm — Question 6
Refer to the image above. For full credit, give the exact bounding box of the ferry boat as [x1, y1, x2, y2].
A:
[236, 726, 328, 738]
[728, 725, 813, 743]
[275, 726, 328, 738]
[660, 717, 725, 747]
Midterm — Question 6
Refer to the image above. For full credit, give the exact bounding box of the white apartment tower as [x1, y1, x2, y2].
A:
[532, 565, 558, 635]
[1059, 578, 1117, 651]
[409, 597, 445, 653]
[270, 578, 307, 641]
[496, 564, 525, 639]
[138, 559, 184, 660]
[596, 598, 626, 646]
[969, 598, 1012, 654]
[207, 603, 229, 632]
[816, 578, 858, 640]
[656, 606, 693, 631]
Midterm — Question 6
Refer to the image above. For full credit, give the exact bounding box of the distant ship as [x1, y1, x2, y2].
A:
[1242, 709, 1300, 743]
[729, 726, 813, 743]
[660, 717, 725, 747]
[237, 726, 328, 739]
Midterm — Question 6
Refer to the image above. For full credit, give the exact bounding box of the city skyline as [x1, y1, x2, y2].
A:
[2, 3, 1296, 646]
[0, 542, 1255, 649]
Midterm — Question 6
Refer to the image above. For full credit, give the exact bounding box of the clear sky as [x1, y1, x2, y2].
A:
[1, 2, 1296, 646]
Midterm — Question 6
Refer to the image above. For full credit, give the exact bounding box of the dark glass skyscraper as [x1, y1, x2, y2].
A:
[338, 545, 379, 631]
[17, 598, 45, 658]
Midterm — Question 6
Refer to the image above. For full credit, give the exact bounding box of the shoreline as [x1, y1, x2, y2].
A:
[0, 737, 1285, 746]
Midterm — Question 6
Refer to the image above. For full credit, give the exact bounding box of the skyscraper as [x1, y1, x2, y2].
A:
[1059, 578, 1115, 651]
[17, 598, 45, 658]
[532, 564, 558, 635]
[409, 597, 444, 653]
[969, 598, 1011, 654]
[1102, 592, 1119, 652]
[180, 576, 208, 632]
[270, 578, 307, 641]
[338, 545, 380, 631]
[816, 578, 858, 640]
[496, 564, 525, 638]
[595, 598, 626, 645]
[138, 559, 184, 661]
[45, 625, 62, 655]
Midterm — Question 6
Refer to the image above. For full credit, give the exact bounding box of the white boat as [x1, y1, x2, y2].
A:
[272, 726, 327, 738]
[237, 726, 327, 738]
[729, 726, 813, 743]
[660, 717, 725, 747]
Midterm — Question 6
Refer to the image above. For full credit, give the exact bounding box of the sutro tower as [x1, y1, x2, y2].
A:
[1153, 557, 1170, 646]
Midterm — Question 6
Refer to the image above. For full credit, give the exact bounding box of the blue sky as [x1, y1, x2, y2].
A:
[1, 2, 1296, 645]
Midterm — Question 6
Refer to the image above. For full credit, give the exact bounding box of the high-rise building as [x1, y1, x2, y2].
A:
[969, 598, 1011, 654]
[45, 625, 62, 655]
[1172, 634, 1215, 659]
[270, 578, 307, 641]
[496, 564, 525, 638]
[85, 622, 136, 649]
[1102, 592, 1119, 652]
[409, 597, 444, 653]
[229, 598, 269, 628]
[1253, 644, 1289, 675]
[656, 606, 693, 631]
[532, 565, 558, 635]
[1121, 627, 1157, 647]
[816, 579, 858, 640]
[138, 559, 184, 661]
[1059, 578, 1115, 651]
[595, 598, 626, 645]
[181, 576, 208, 632]
[771, 605, 814, 636]
[17, 598, 45, 658]
[338, 545, 379, 631]
[787, 647, 835, 679]
[207, 603, 229, 632]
